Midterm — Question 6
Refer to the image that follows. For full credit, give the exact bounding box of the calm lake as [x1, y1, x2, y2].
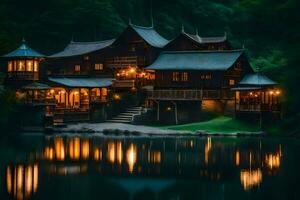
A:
[1, 134, 299, 200]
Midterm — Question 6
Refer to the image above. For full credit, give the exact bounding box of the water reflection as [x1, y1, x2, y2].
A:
[240, 169, 263, 190]
[4, 136, 287, 200]
[6, 164, 38, 200]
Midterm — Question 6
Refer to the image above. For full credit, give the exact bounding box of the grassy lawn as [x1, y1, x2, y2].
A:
[162, 116, 261, 134]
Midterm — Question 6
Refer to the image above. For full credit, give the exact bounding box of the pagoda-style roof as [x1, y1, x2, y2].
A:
[146, 50, 243, 71]
[22, 82, 51, 90]
[48, 77, 114, 88]
[129, 24, 169, 48]
[232, 73, 277, 91]
[3, 40, 44, 58]
[49, 39, 115, 58]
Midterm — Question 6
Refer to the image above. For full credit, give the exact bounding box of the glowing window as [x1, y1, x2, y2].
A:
[181, 72, 189, 81]
[229, 79, 235, 86]
[8, 61, 13, 72]
[26, 60, 33, 71]
[34, 61, 38, 72]
[201, 74, 212, 80]
[95, 63, 103, 70]
[172, 72, 180, 82]
[74, 65, 81, 72]
[18, 60, 25, 71]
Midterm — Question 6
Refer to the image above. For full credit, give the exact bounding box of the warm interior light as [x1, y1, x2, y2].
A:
[129, 67, 136, 74]
[275, 90, 281, 95]
[113, 94, 121, 100]
[269, 91, 274, 95]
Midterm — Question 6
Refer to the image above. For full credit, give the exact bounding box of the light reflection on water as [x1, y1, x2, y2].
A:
[2, 135, 297, 200]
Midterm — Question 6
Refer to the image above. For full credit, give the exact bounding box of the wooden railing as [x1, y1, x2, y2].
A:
[236, 103, 281, 112]
[112, 80, 135, 88]
[147, 90, 203, 100]
[147, 89, 235, 100]
[7, 72, 39, 80]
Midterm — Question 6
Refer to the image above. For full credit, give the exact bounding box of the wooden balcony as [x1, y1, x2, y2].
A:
[147, 89, 235, 101]
[112, 80, 135, 88]
[147, 90, 202, 101]
[7, 72, 39, 80]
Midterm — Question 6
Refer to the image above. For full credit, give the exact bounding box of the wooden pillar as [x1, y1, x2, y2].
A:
[156, 100, 160, 121]
[172, 101, 178, 125]
[79, 88, 81, 108]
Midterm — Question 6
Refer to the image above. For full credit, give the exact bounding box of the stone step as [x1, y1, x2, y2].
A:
[114, 116, 133, 120]
[116, 114, 134, 117]
[106, 119, 131, 123]
[106, 106, 143, 123]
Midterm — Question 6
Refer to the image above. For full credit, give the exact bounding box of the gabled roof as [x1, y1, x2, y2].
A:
[48, 77, 114, 88]
[238, 73, 277, 86]
[49, 39, 115, 58]
[146, 50, 244, 71]
[129, 24, 169, 48]
[3, 40, 44, 58]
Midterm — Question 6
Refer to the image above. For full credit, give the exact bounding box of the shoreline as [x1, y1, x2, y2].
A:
[22, 122, 266, 137]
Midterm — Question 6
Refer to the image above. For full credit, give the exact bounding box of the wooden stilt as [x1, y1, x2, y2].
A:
[172, 101, 178, 124]
[157, 100, 160, 121]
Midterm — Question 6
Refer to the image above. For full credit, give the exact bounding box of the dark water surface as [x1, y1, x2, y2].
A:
[1, 134, 300, 200]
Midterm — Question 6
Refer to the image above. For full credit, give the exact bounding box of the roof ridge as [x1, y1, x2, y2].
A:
[161, 49, 244, 54]
[130, 23, 154, 30]
[71, 38, 115, 44]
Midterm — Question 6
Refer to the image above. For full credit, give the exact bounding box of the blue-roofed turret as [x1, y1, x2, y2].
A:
[2, 39, 45, 84]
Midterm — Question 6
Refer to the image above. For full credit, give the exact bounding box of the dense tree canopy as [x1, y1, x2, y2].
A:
[0, 0, 299, 132]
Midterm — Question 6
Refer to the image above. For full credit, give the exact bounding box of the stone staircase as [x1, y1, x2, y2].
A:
[106, 106, 143, 123]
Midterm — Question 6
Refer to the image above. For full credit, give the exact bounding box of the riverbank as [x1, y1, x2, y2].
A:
[50, 117, 264, 137]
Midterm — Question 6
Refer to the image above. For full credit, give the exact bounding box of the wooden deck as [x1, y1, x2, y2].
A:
[147, 89, 233, 100]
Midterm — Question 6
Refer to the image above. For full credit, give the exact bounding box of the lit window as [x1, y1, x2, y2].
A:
[95, 63, 103, 70]
[229, 79, 235, 86]
[34, 61, 38, 72]
[181, 72, 189, 81]
[172, 72, 180, 82]
[101, 88, 107, 96]
[74, 65, 81, 72]
[18, 60, 25, 71]
[8, 61, 13, 72]
[201, 74, 212, 80]
[26, 60, 33, 71]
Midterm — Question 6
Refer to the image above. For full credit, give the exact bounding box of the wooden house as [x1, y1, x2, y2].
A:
[146, 50, 253, 124]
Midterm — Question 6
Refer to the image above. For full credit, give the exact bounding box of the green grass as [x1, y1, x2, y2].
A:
[162, 116, 261, 134]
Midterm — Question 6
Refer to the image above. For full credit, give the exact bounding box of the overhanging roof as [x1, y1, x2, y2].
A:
[49, 39, 115, 58]
[3, 42, 44, 58]
[48, 77, 114, 88]
[147, 50, 243, 71]
[130, 24, 169, 48]
[238, 73, 277, 86]
[22, 82, 51, 90]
